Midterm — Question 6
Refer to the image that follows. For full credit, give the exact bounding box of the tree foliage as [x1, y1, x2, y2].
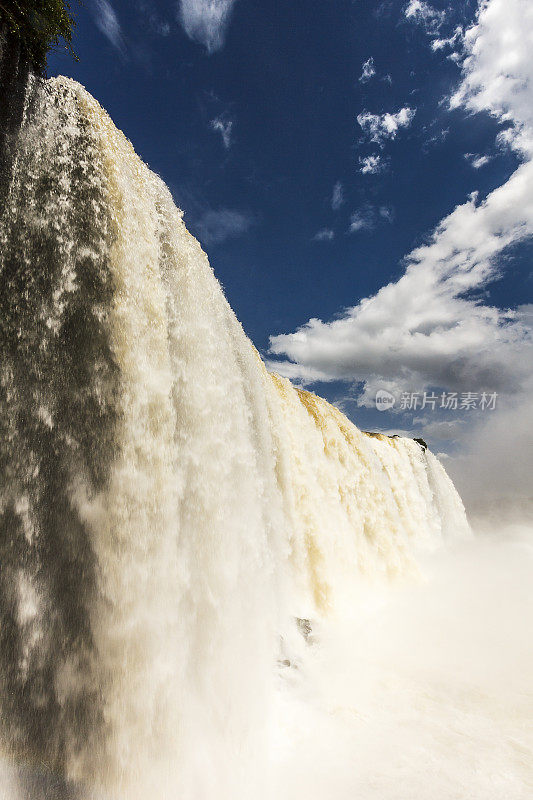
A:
[0, 0, 77, 72]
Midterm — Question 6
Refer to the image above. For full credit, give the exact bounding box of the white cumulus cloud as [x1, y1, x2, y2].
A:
[450, 0, 533, 157]
[268, 0, 533, 424]
[464, 152, 491, 169]
[404, 0, 447, 34]
[359, 154, 387, 174]
[357, 107, 416, 147]
[178, 0, 238, 52]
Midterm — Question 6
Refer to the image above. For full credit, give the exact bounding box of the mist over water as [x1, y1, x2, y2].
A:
[0, 75, 530, 798]
[275, 525, 533, 800]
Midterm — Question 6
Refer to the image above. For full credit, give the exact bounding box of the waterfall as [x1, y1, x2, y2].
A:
[0, 76, 469, 799]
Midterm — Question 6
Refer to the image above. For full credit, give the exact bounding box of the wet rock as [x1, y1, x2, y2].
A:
[296, 617, 312, 641]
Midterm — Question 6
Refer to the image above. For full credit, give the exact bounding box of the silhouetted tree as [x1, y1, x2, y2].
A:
[0, 0, 77, 73]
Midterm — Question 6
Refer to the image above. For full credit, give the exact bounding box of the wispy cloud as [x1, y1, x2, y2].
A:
[178, 0, 238, 52]
[349, 204, 394, 233]
[173, 185, 254, 246]
[195, 208, 253, 245]
[404, 0, 447, 34]
[153, 20, 171, 36]
[135, 1, 172, 35]
[359, 57, 376, 84]
[359, 56, 392, 85]
[349, 207, 374, 233]
[422, 127, 449, 152]
[313, 228, 335, 242]
[359, 154, 387, 174]
[431, 26, 464, 51]
[357, 107, 416, 147]
[92, 0, 125, 53]
[378, 205, 394, 223]
[464, 152, 491, 169]
[211, 115, 233, 149]
[331, 181, 344, 210]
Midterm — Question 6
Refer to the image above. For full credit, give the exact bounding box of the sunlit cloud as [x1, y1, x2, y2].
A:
[359, 57, 376, 83]
[359, 154, 387, 174]
[178, 0, 238, 52]
[464, 152, 491, 169]
[269, 0, 533, 428]
[92, 0, 125, 54]
[211, 115, 233, 149]
[357, 107, 416, 147]
[404, 0, 447, 34]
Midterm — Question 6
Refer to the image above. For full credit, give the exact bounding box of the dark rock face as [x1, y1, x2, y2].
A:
[364, 431, 429, 452]
[0, 23, 36, 207]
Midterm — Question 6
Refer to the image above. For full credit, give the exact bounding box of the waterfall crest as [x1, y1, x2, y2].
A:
[0, 76, 469, 798]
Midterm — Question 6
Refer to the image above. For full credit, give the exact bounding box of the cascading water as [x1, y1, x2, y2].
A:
[0, 75, 471, 799]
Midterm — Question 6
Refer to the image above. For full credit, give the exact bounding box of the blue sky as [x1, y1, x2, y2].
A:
[49, 0, 533, 483]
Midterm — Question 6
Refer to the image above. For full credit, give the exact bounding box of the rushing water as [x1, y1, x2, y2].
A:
[4, 74, 523, 800]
